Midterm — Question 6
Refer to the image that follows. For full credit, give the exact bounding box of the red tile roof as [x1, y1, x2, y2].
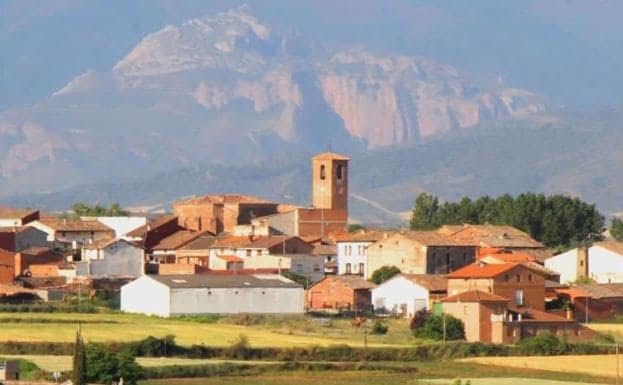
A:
[175, 194, 274, 206]
[438, 224, 544, 248]
[39, 218, 113, 232]
[402, 274, 448, 292]
[478, 253, 536, 263]
[151, 230, 205, 251]
[447, 262, 519, 279]
[441, 290, 510, 303]
[126, 215, 178, 237]
[0, 207, 38, 219]
[507, 306, 573, 323]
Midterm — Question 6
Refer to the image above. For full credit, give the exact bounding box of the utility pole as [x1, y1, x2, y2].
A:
[443, 312, 447, 343]
[617, 343, 620, 385]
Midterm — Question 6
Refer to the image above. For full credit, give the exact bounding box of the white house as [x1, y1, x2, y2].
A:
[335, 230, 389, 275]
[371, 274, 447, 318]
[121, 274, 304, 317]
[546, 242, 623, 284]
[79, 238, 145, 278]
[28, 218, 114, 249]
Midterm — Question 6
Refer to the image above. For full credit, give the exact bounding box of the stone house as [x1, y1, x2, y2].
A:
[0, 226, 48, 252]
[335, 230, 390, 276]
[305, 275, 376, 311]
[365, 231, 476, 279]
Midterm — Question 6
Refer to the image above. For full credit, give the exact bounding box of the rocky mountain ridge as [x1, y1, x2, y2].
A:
[0, 7, 548, 195]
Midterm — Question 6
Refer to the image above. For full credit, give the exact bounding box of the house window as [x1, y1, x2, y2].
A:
[246, 250, 252, 257]
[580, 260, 584, 267]
[516, 274, 521, 283]
[515, 290, 524, 306]
[463, 253, 466, 261]
[345, 263, 352, 274]
[505, 274, 509, 282]
[320, 165, 326, 180]
[359, 263, 365, 275]
[61, 232, 66, 237]
[528, 274, 533, 282]
[336, 164, 344, 180]
[313, 264, 320, 272]
[463, 306, 468, 315]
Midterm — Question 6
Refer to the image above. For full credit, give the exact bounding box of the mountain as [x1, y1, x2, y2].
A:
[0, 6, 547, 199]
[1, 2, 623, 223]
[6, 110, 623, 225]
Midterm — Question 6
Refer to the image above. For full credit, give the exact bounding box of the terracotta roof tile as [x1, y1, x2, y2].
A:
[478, 253, 536, 263]
[0, 207, 38, 219]
[507, 306, 573, 323]
[441, 290, 510, 303]
[447, 262, 519, 278]
[39, 218, 113, 232]
[438, 224, 544, 248]
[594, 241, 623, 256]
[126, 215, 178, 237]
[151, 230, 204, 251]
[175, 194, 274, 206]
[402, 274, 448, 292]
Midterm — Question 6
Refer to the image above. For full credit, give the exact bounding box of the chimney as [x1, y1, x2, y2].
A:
[577, 245, 589, 279]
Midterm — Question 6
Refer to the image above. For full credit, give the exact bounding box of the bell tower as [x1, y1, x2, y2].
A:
[311, 152, 349, 211]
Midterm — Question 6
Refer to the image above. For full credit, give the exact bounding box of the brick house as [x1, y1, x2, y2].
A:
[446, 261, 547, 311]
[441, 290, 596, 343]
[0, 249, 14, 284]
[174, 195, 280, 235]
[305, 275, 376, 311]
[365, 231, 476, 279]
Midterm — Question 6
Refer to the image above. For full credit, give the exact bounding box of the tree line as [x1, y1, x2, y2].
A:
[410, 192, 605, 249]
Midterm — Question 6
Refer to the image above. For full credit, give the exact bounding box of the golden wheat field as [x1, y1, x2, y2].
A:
[461, 354, 622, 378]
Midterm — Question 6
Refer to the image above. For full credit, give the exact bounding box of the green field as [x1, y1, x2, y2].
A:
[0, 312, 413, 347]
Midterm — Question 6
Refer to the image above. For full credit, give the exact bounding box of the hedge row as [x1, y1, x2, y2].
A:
[141, 362, 417, 379]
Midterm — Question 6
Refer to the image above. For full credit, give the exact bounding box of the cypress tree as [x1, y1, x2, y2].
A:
[72, 326, 87, 385]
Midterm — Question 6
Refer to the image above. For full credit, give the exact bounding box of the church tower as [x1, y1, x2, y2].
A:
[311, 152, 350, 211]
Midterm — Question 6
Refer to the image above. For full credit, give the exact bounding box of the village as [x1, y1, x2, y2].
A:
[0, 151, 620, 354]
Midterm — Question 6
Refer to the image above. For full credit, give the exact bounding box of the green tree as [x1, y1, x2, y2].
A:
[611, 218, 623, 241]
[117, 349, 144, 385]
[85, 344, 143, 385]
[66, 202, 130, 217]
[409, 192, 604, 249]
[410, 193, 440, 230]
[71, 328, 87, 385]
[412, 312, 464, 341]
[369, 266, 401, 285]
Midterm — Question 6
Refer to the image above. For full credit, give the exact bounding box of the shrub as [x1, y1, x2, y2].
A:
[410, 309, 428, 330]
[517, 333, 562, 355]
[369, 266, 401, 285]
[370, 321, 388, 335]
[226, 334, 251, 359]
[86, 344, 143, 385]
[412, 312, 465, 341]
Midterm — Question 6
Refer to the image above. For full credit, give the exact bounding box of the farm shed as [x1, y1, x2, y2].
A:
[121, 274, 303, 317]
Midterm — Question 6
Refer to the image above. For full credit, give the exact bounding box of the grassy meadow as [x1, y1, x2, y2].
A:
[0, 312, 414, 347]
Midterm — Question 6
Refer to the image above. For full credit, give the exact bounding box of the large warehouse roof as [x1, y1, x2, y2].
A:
[150, 274, 302, 289]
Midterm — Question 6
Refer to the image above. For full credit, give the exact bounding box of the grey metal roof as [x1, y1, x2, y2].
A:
[149, 274, 302, 289]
